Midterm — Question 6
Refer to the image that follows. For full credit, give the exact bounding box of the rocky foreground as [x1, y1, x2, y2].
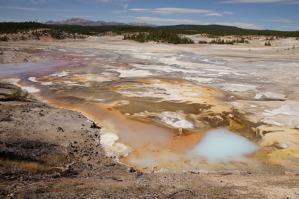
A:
[0, 82, 298, 199]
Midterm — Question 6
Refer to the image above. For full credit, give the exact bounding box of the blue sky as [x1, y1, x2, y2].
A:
[0, 0, 299, 30]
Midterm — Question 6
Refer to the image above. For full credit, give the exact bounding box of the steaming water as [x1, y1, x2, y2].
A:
[190, 128, 260, 162]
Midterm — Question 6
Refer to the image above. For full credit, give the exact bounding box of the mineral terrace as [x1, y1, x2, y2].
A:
[1, 35, 299, 198]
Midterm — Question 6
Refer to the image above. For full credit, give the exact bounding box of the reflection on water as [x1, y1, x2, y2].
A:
[0, 61, 66, 78]
[0, 44, 261, 171]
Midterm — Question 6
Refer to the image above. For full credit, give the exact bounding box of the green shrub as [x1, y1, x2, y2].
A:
[198, 40, 208, 44]
[6, 89, 28, 101]
[0, 35, 8, 41]
[265, 41, 271, 46]
[124, 31, 194, 44]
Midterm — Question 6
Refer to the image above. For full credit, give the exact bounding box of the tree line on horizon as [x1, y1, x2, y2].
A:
[123, 31, 194, 44]
[1, 21, 299, 38]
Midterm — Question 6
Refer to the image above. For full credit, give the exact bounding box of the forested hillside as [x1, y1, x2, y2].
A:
[159, 25, 299, 37]
[123, 31, 194, 44]
[0, 22, 298, 43]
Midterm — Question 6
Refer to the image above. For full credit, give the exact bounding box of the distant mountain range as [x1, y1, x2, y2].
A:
[45, 18, 155, 27]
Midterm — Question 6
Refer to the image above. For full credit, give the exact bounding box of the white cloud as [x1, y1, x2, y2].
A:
[0, 5, 78, 12]
[130, 8, 151, 11]
[80, 0, 129, 9]
[217, 22, 262, 29]
[129, 7, 231, 17]
[111, 10, 128, 13]
[221, 0, 299, 4]
[5, 0, 52, 4]
[278, 0, 299, 3]
[133, 16, 262, 29]
[152, 7, 211, 14]
[82, 0, 128, 2]
[0, 6, 41, 11]
[62, 15, 94, 19]
[223, 11, 234, 14]
[134, 17, 201, 24]
[30, 0, 47, 3]
[205, 13, 223, 16]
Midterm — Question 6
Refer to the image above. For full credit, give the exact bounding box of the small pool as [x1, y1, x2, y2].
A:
[190, 128, 259, 162]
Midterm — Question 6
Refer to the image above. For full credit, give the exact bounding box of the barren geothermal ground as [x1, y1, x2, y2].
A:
[1, 36, 299, 198]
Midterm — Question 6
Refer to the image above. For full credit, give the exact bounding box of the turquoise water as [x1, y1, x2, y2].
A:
[190, 128, 260, 162]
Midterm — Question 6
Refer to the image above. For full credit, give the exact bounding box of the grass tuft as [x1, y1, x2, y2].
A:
[6, 89, 28, 101]
[0, 158, 52, 173]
